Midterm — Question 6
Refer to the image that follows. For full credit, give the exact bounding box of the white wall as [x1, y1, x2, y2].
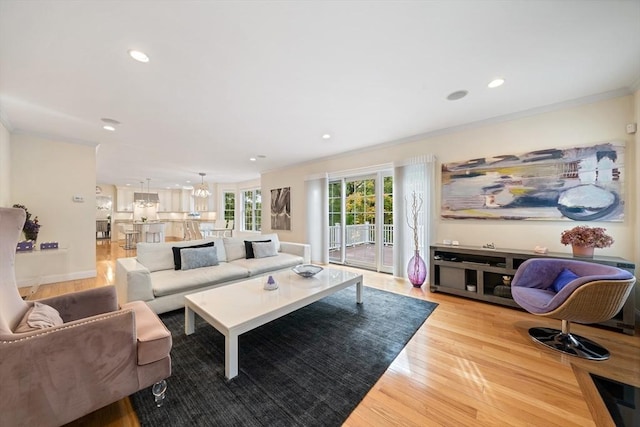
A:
[261, 94, 638, 268]
[0, 121, 10, 207]
[11, 134, 97, 282]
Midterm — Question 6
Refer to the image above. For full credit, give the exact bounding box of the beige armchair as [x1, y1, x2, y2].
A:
[0, 207, 172, 426]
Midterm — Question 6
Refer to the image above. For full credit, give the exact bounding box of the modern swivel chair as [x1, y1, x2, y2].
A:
[511, 258, 635, 360]
[0, 207, 172, 426]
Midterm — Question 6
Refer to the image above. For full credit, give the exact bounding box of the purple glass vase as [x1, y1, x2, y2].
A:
[407, 250, 426, 287]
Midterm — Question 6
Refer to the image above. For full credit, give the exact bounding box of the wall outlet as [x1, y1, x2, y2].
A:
[626, 123, 637, 134]
[72, 195, 84, 202]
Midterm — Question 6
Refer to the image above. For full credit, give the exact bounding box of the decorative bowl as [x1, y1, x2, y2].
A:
[292, 264, 323, 278]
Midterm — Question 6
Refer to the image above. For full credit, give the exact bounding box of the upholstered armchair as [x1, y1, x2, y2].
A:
[511, 258, 635, 360]
[0, 207, 172, 426]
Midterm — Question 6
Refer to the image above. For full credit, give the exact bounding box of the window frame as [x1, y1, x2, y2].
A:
[241, 188, 262, 232]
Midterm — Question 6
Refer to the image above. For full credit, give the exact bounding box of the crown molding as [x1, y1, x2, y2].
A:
[630, 77, 640, 93]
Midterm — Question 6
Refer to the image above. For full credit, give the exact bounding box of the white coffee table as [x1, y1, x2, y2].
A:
[184, 268, 363, 380]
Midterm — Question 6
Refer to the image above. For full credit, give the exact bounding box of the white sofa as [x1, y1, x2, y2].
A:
[115, 234, 310, 313]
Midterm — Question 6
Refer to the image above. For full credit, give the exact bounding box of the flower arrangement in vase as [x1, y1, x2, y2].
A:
[560, 225, 613, 258]
[13, 204, 41, 242]
[406, 191, 426, 286]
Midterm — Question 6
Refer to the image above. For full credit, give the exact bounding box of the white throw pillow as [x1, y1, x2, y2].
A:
[252, 241, 278, 259]
[258, 233, 280, 251]
[224, 238, 246, 261]
[14, 302, 63, 333]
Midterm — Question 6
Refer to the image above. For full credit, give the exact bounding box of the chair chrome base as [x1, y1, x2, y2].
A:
[528, 327, 610, 361]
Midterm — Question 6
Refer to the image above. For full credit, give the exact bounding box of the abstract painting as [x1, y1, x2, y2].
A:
[271, 187, 291, 230]
[441, 141, 625, 221]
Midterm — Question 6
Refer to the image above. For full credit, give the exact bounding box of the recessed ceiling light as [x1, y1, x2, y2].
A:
[249, 157, 257, 162]
[488, 78, 505, 88]
[446, 90, 468, 101]
[101, 118, 120, 125]
[103, 125, 116, 131]
[128, 49, 149, 63]
[186, 180, 191, 183]
[126, 183, 131, 186]
[322, 134, 331, 140]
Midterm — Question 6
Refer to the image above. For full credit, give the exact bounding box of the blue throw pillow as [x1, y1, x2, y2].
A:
[551, 268, 580, 293]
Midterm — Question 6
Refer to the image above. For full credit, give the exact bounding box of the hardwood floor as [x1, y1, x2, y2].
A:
[25, 240, 638, 427]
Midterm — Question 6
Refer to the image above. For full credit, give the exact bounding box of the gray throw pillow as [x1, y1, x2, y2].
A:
[252, 241, 278, 259]
[181, 246, 219, 270]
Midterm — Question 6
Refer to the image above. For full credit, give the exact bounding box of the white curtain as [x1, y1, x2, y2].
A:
[393, 155, 437, 279]
[305, 173, 329, 264]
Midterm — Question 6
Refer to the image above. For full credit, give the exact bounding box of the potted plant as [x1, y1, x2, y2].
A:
[13, 204, 41, 242]
[560, 225, 613, 258]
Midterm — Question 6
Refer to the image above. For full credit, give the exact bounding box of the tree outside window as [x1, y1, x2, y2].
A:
[224, 192, 235, 223]
[242, 189, 261, 231]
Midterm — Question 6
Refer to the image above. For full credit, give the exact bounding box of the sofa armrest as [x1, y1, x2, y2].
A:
[0, 310, 139, 426]
[37, 286, 119, 322]
[280, 242, 311, 264]
[116, 257, 155, 305]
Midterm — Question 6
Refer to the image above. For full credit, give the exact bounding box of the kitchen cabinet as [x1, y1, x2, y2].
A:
[116, 187, 134, 212]
[157, 189, 171, 212]
[117, 186, 194, 213]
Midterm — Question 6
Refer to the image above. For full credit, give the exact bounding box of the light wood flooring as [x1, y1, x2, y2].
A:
[23, 240, 639, 427]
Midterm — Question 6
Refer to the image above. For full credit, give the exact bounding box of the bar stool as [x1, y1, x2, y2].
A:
[146, 223, 163, 243]
[120, 223, 139, 250]
[223, 220, 234, 237]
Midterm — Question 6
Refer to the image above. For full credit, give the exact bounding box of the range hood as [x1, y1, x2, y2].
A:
[133, 192, 160, 203]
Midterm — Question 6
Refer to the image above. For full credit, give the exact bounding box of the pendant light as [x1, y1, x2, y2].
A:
[136, 181, 146, 207]
[145, 178, 153, 207]
[193, 172, 211, 198]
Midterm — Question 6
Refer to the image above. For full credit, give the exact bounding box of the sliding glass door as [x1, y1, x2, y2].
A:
[329, 172, 393, 273]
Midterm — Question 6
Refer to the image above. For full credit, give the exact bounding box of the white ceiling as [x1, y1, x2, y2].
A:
[1, 1, 639, 188]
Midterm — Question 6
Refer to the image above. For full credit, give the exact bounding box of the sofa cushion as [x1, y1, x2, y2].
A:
[181, 246, 219, 270]
[253, 241, 278, 259]
[137, 238, 218, 272]
[172, 242, 215, 270]
[225, 234, 281, 262]
[230, 252, 304, 276]
[224, 238, 246, 261]
[151, 263, 250, 297]
[244, 239, 271, 259]
[258, 233, 280, 251]
[120, 300, 172, 365]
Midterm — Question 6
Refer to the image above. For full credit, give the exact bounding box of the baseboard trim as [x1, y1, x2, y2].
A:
[18, 270, 97, 288]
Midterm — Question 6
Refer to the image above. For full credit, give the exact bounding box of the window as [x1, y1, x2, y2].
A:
[223, 191, 235, 224]
[242, 189, 261, 231]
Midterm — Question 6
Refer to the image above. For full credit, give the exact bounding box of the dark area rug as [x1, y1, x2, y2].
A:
[131, 286, 437, 426]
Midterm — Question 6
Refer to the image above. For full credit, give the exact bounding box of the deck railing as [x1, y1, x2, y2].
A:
[329, 224, 394, 250]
